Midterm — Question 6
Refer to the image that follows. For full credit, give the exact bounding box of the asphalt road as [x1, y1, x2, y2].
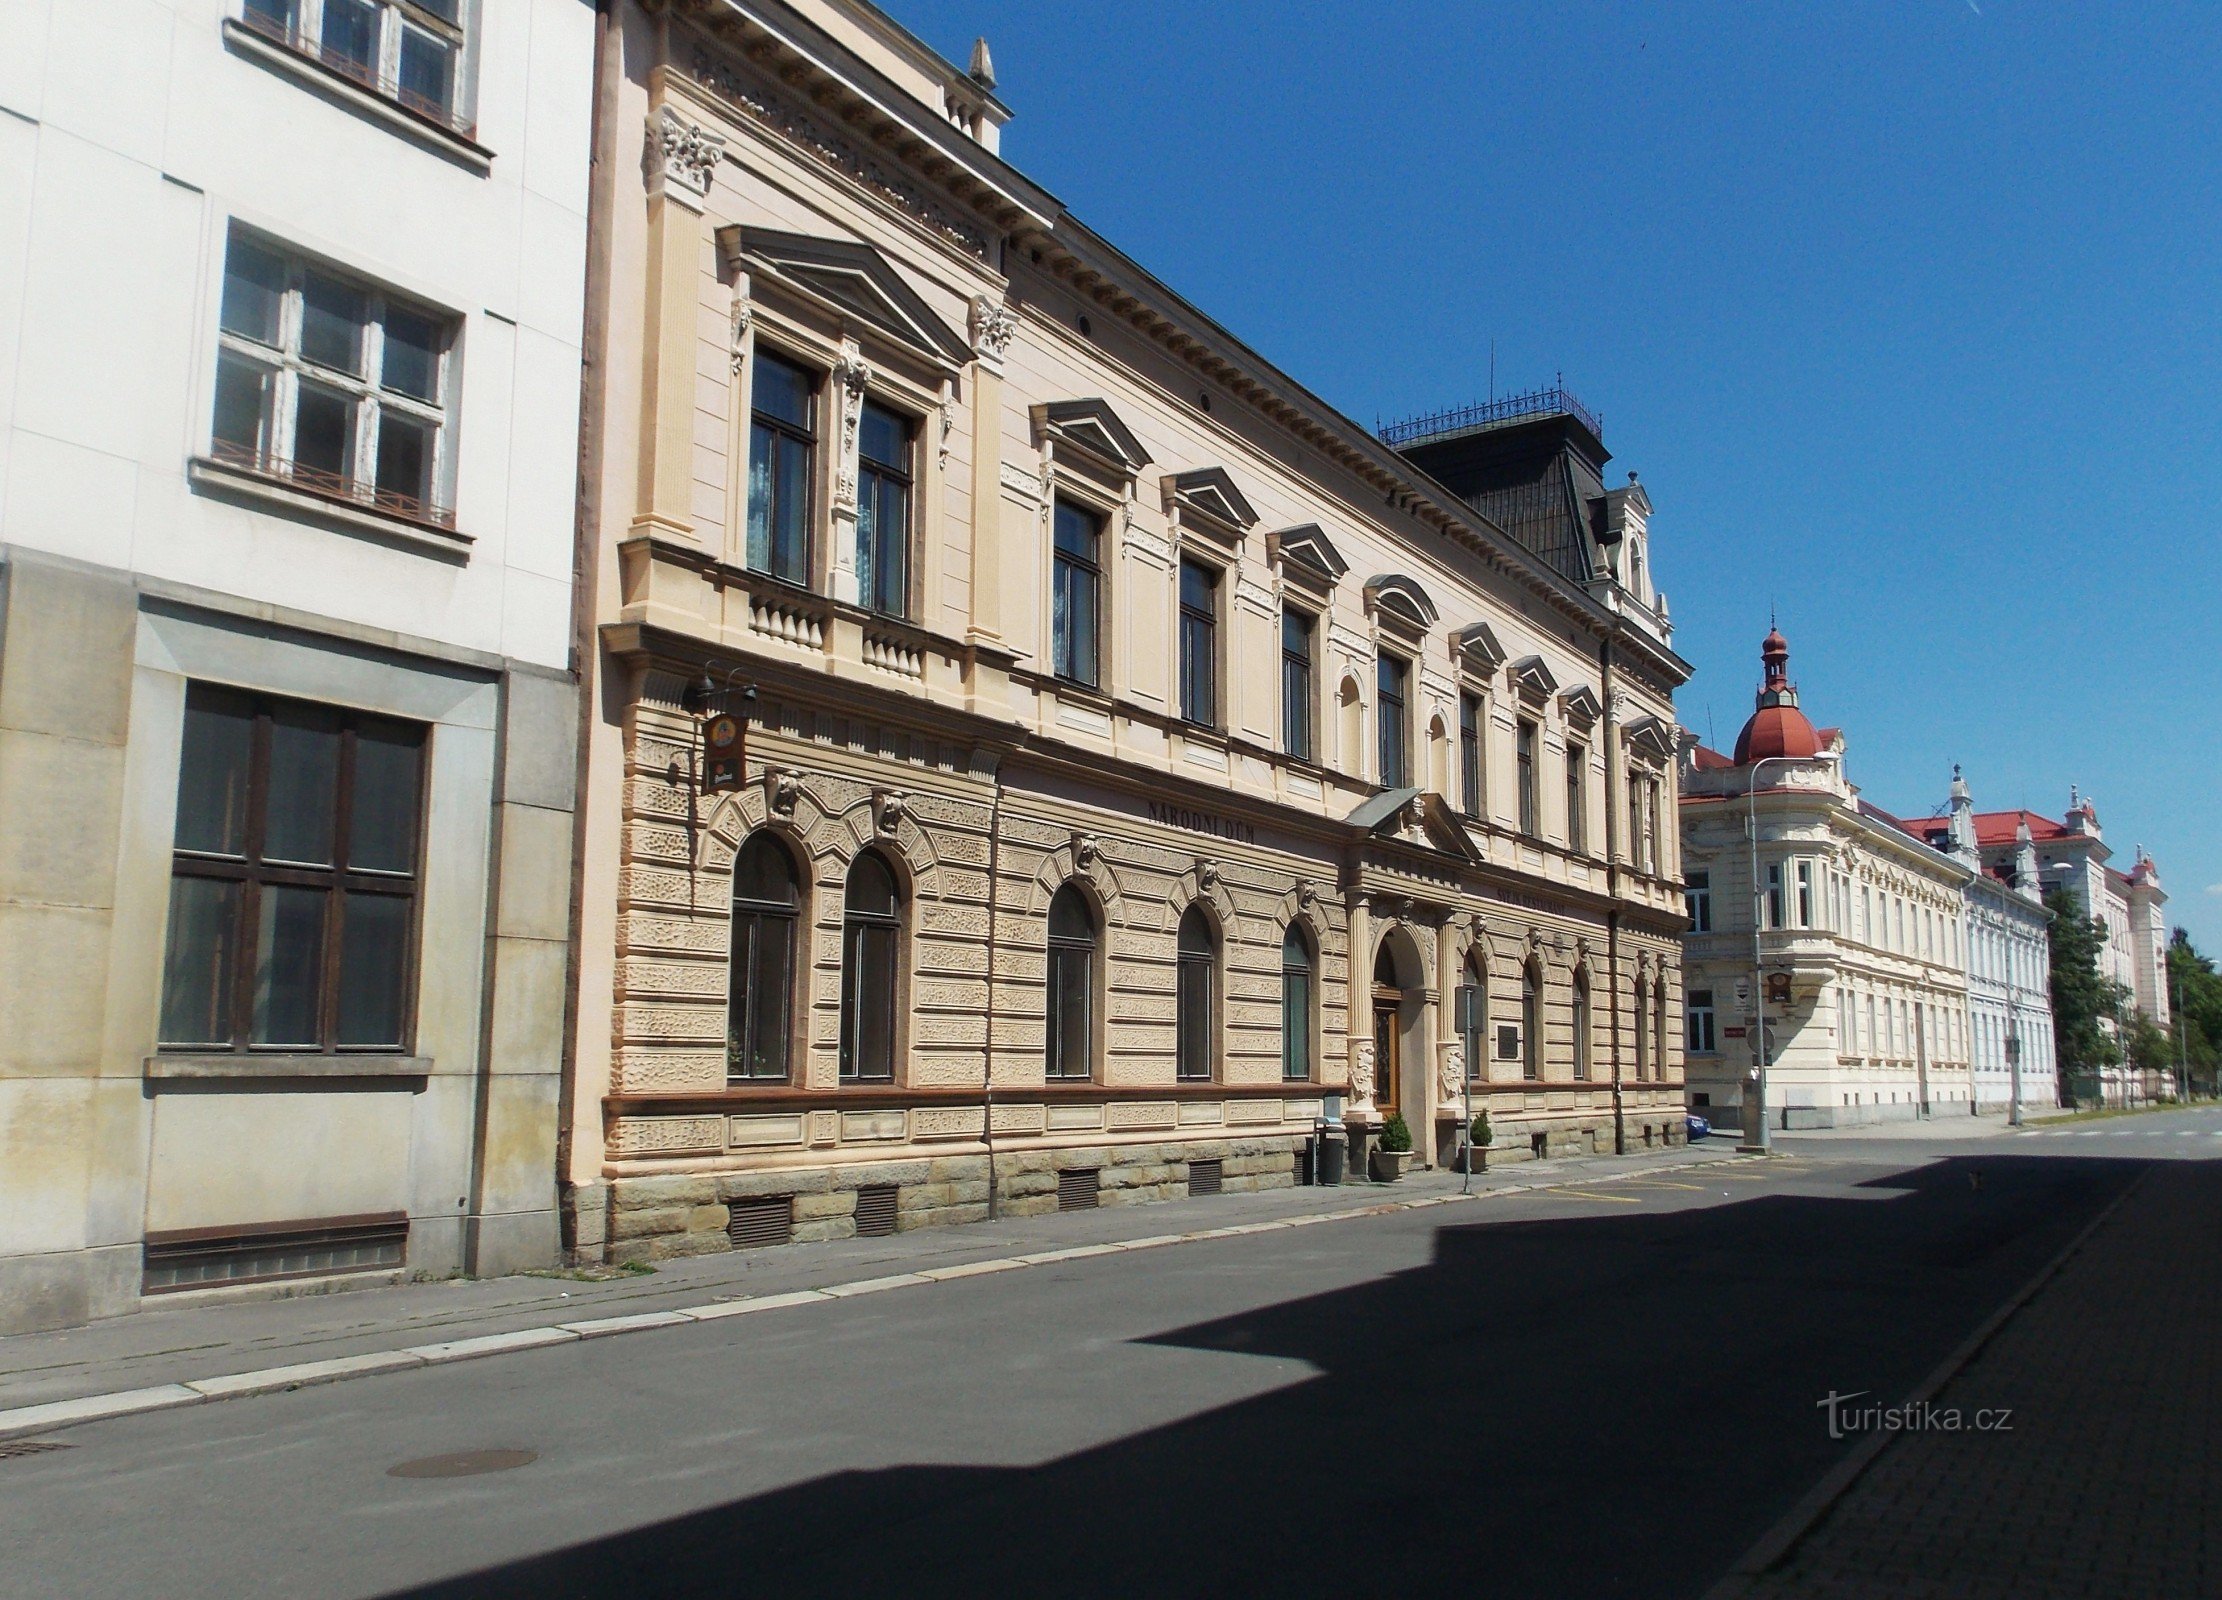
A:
[4, 1113, 2212, 1600]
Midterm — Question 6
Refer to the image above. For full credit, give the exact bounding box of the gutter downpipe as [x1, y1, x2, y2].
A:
[553, 0, 621, 1258]
[1600, 639, 1623, 1156]
[982, 754, 1002, 1220]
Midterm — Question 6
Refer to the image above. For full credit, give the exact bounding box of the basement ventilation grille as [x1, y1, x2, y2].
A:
[1187, 1158, 1224, 1197]
[142, 1214, 408, 1294]
[1057, 1168, 1101, 1212]
[854, 1184, 899, 1239]
[728, 1195, 795, 1250]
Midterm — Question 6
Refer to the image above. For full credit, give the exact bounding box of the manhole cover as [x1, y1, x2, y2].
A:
[386, 1448, 538, 1479]
[0, 1440, 71, 1460]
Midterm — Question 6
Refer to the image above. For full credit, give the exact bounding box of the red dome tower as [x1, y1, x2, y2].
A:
[1732, 626, 1821, 765]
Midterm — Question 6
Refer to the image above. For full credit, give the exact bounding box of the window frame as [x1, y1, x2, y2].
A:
[1280, 923, 1316, 1083]
[1686, 989, 1717, 1054]
[157, 683, 426, 1055]
[1281, 605, 1316, 762]
[1461, 952, 1488, 1083]
[1051, 497, 1105, 690]
[236, 0, 478, 140]
[1515, 718, 1539, 836]
[1571, 968, 1592, 1080]
[745, 346, 819, 589]
[1376, 651, 1410, 789]
[837, 851, 903, 1085]
[727, 832, 801, 1084]
[1178, 556, 1220, 729]
[1175, 904, 1218, 1083]
[856, 396, 916, 619]
[1685, 869, 1713, 932]
[1458, 691, 1483, 818]
[1564, 740, 1587, 855]
[1045, 884, 1099, 1082]
[1521, 959, 1544, 1081]
[211, 229, 458, 530]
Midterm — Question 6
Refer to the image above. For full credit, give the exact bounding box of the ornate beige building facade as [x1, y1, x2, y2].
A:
[562, 0, 1692, 1261]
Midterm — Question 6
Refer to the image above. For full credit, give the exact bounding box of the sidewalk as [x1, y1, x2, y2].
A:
[0, 1140, 1739, 1433]
[1718, 1156, 2222, 1599]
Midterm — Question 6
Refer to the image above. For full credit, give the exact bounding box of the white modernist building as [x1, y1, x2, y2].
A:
[0, 1, 593, 1330]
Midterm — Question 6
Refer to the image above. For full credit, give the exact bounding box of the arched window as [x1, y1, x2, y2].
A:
[1176, 904, 1217, 1082]
[1572, 967, 1592, 1081]
[1461, 950, 1487, 1083]
[1281, 923, 1315, 1082]
[728, 833, 799, 1083]
[1633, 974, 1651, 1083]
[1045, 885, 1097, 1081]
[838, 851, 902, 1083]
[1522, 958, 1543, 1082]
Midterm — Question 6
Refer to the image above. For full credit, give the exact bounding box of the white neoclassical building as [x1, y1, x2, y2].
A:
[1679, 629, 1974, 1129]
[1913, 771, 2058, 1114]
[1910, 786, 2161, 1104]
[0, 2, 593, 1330]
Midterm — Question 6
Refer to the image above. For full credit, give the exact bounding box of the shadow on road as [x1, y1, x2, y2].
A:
[381, 1155, 2148, 1600]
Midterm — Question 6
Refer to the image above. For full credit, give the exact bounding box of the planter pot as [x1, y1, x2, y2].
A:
[1454, 1145, 1491, 1174]
[1370, 1148, 1411, 1183]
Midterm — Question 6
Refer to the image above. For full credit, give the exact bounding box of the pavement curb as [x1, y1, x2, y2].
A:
[0, 1148, 1741, 1445]
[1699, 1164, 2152, 1600]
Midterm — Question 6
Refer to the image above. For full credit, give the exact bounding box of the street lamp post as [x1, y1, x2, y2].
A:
[1741, 754, 1802, 1155]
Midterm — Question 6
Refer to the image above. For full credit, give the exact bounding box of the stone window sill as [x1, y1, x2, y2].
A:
[221, 18, 493, 174]
[146, 1053, 432, 1083]
[188, 457, 472, 562]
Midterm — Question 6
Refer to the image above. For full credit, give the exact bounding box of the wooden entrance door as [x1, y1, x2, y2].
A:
[1373, 990, 1401, 1115]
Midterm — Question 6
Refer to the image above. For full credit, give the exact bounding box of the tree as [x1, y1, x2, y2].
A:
[2167, 930, 2222, 1097]
[2045, 887, 2124, 1104]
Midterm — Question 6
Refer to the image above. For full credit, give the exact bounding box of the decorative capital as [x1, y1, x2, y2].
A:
[648, 106, 724, 207]
[1072, 831, 1101, 870]
[835, 346, 873, 396]
[872, 788, 908, 836]
[764, 766, 800, 817]
[1196, 858, 1222, 892]
[968, 295, 1018, 372]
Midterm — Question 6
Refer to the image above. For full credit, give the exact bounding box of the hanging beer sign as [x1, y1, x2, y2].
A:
[701, 709, 746, 794]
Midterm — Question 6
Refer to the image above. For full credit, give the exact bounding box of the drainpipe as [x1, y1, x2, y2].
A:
[1600, 639, 1623, 1156]
[982, 755, 1003, 1219]
[552, 0, 622, 1259]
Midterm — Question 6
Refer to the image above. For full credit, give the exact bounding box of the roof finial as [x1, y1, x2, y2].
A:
[968, 36, 996, 89]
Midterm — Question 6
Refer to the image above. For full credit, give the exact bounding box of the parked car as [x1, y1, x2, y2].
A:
[1685, 1113, 1712, 1141]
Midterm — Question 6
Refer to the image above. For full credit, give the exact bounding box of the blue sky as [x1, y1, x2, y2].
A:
[896, 0, 2222, 952]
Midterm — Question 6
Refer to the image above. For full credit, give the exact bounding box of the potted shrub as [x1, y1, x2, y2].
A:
[1459, 1109, 1493, 1173]
[1371, 1113, 1414, 1182]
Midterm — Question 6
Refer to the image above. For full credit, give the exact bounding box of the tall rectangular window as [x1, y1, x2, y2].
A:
[746, 350, 815, 586]
[1685, 869, 1712, 932]
[212, 232, 456, 528]
[856, 400, 913, 618]
[1766, 863, 1785, 929]
[1564, 742, 1587, 854]
[1796, 861, 1814, 927]
[1458, 692, 1482, 817]
[1516, 719, 1539, 835]
[1686, 989, 1716, 1054]
[1052, 500, 1103, 688]
[238, 0, 474, 136]
[1376, 653, 1409, 788]
[1179, 558, 1218, 727]
[159, 685, 424, 1053]
[1281, 607, 1314, 761]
